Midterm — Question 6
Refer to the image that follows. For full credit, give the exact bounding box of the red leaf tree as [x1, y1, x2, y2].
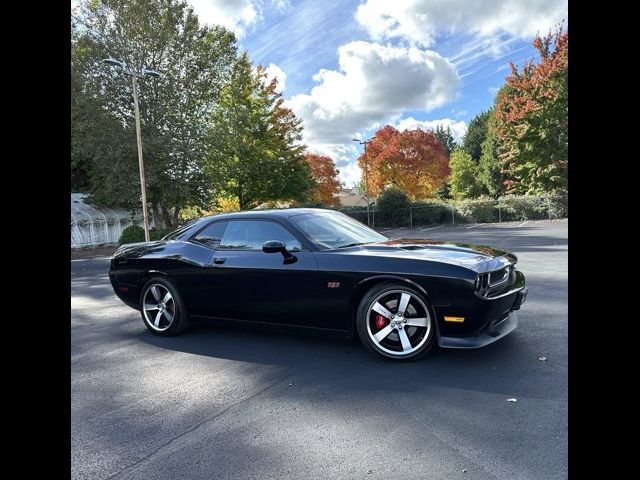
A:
[305, 153, 341, 206]
[358, 125, 450, 200]
[494, 25, 568, 194]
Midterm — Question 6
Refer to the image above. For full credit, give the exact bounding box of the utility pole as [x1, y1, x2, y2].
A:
[353, 136, 376, 226]
[102, 58, 161, 242]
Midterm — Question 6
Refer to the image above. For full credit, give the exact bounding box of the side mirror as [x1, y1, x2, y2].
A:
[262, 240, 294, 259]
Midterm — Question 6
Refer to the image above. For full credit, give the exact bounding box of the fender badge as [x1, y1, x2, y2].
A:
[327, 282, 340, 288]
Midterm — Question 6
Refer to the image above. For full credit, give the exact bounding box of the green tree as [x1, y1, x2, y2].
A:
[71, 0, 237, 226]
[72, 23, 139, 202]
[462, 110, 491, 162]
[478, 115, 506, 198]
[494, 26, 568, 194]
[449, 149, 482, 200]
[434, 125, 456, 156]
[436, 181, 452, 200]
[206, 53, 314, 210]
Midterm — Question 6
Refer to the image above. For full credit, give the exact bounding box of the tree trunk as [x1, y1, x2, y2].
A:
[161, 206, 173, 228]
[172, 207, 180, 227]
[238, 182, 245, 210]
[151, 203, 164, 229]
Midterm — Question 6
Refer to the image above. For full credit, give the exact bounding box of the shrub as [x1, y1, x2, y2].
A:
[454, 197, 497, 223]
[118, 225, 145, 244]
[497, 195, 548, 221]
[546, 191, 568, 219]
[410, 200, 452, 226]
[376, 187, 411, 227]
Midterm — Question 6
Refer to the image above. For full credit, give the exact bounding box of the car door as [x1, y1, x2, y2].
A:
[199, 219, 321, 328]
[177, 220, 228, 316]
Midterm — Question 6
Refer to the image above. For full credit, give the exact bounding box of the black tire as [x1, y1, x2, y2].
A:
[139, 276, 191, 336]
[356, 282, 436, 361]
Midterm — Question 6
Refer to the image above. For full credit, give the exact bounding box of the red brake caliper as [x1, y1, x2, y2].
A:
[374, 314, 389, 331]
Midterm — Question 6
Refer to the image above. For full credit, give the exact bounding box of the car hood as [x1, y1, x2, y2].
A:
[335, 238, 517, 273]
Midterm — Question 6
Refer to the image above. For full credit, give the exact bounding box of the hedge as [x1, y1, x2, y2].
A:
[453, 198, 498, 223]
[339, 193, 567, 228]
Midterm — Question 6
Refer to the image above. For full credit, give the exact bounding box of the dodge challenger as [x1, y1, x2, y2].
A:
[109, 208, 527, 360]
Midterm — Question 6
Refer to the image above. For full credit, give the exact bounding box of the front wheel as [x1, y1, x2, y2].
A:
[356, 283, 436, 361]
[140, 277, 191, 336]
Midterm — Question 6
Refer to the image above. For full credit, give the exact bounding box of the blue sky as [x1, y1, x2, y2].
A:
[74, 0, 568, 185]
[207, 0, 568, 185]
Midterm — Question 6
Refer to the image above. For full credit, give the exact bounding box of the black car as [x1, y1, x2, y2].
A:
[109, 208, 527, 360]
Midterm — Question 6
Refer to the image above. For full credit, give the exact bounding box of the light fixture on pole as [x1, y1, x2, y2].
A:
[102, 58, 161, 242]
[353, 136, 376, 226]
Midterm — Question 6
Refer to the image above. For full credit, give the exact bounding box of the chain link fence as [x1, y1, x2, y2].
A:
[340, 194, 568, 229]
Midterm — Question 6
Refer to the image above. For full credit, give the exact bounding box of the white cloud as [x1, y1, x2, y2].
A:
[288, 40, 459, 186]
[395, 117, 468, 143]
[338, 162, 364, 188]
[188, 0, 287, 37]
[262, 63, 287, 93]
[305, 143, 361, 186]
[355, 0, 567, 48]
[288, 41, 459, 147]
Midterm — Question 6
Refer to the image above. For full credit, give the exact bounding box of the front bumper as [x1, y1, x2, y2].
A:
[511, 287, 528, 310]
[437, 284, 528, 349]
[438, 311, 519, 348]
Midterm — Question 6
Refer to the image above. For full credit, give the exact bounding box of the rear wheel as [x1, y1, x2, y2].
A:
[140, 277, 191, 336]
[356, 282, 435, 361]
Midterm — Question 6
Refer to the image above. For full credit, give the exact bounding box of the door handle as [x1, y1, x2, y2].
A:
[213, 257, 227, 264]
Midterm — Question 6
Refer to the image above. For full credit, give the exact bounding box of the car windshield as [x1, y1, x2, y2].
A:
[291, 212, 387, 250]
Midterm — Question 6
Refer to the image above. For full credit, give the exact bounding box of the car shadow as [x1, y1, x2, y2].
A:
[135, 316, 556, 398]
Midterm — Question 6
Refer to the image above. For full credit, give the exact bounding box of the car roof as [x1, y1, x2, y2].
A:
[199, 208, 337, 222]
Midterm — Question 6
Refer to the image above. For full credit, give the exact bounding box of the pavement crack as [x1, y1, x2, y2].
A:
[104, 372, 290, 480]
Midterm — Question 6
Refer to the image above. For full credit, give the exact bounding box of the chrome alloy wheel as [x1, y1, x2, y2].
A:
[366, 289, 432, 357]
[142, 284, 176, 332]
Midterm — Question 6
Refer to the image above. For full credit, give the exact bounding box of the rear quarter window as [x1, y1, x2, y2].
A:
[191, 221, 229, 248]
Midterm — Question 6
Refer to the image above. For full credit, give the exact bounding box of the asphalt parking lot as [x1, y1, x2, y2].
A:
[71, 219, 568, 480]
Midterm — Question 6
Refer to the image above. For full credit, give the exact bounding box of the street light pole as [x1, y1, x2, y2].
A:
[353, 136, 376, 226]
[131, 75, 151, 241]
[102, 58, 161, 242]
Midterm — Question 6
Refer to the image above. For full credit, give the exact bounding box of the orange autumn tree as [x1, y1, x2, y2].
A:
[359, 125, 450, 200]
[305, 153, 341, 206]
[494, 25, 568, 194]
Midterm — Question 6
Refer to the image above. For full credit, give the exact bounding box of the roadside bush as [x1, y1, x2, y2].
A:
[376, 187, 411, 227]
[454, 197, 497, 223]
[118, 225, 145, 244]
[410, 200, 451, 225]
[498, 195, 548, 221]
[546, 191, 568, 219]
[340, 206, 369, 225]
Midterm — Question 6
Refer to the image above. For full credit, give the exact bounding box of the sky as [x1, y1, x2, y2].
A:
[74, 0, 568, 186]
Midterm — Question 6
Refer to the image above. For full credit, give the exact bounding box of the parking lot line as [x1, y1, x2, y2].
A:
[420, 225, 443, 232]
[466, 224, 480, 229]
[517, 221, 530, 227]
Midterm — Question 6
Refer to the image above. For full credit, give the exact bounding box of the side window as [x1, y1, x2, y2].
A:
[192, 221, 228, 248]
[219, 220, 302, 251]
